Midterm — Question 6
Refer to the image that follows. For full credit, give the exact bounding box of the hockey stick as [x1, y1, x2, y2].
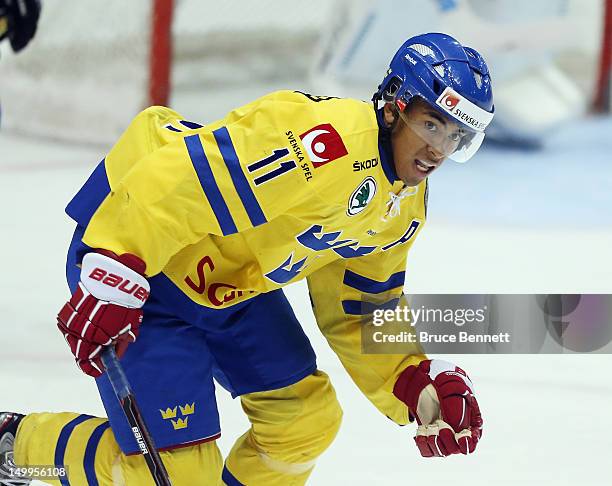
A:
[101, 348, 172, 486]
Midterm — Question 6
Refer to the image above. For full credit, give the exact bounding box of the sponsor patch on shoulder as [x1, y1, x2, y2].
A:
[299, 123, 348, 168]
[348, 177, 377, 216]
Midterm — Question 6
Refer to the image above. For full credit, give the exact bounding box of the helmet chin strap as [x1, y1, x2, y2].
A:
[373, 98, 405, 185]
[373, 98, 401, 133]
[388, 104, 402, 133]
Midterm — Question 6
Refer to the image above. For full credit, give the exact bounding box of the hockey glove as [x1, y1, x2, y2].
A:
[57, 251, 149, 377]
[0, 0, 41, 52]
[393, 359, 483, 457]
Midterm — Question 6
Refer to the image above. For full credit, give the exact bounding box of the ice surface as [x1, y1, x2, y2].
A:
[1, 106, 611, 485]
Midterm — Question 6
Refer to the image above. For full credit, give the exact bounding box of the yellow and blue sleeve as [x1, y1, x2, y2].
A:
[307, 245, 427, 425]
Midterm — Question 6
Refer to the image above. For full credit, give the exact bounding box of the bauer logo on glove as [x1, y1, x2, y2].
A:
[86, 261, 150, 304]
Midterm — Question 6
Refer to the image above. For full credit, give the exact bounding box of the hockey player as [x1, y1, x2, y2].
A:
[1, 33, 493, 485]
[0, 0, 40, 126]
[0, 0, 40, 53]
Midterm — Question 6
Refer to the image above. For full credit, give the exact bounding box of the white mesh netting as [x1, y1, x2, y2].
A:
[0, 0, 335, 145]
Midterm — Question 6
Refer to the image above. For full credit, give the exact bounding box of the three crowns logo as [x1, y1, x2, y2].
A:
[171, 417, 189, 430]
[180, 403, 195, 415]
[160, 407, 177, 420]
[160, 403, 195, 430]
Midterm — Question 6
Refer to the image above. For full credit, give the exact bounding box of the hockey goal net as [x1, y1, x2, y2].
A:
[0, 0, 609, 145]
[0, 0, 336, 145]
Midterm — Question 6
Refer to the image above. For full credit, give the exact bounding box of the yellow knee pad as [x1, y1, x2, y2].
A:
[14, 412, 223, 486]
[226, 370, 343, 484]
[120, 440, 223, 486]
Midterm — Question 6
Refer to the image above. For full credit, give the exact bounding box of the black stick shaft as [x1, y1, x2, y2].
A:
[101, 348, 172, 486]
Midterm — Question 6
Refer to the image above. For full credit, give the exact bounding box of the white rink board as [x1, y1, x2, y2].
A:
[1, 108, 611, 485]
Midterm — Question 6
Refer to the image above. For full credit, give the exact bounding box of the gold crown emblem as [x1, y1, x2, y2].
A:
[160, 407, 178, 420]
[171, 417, 189, 430]
[179, 403, 195, 416]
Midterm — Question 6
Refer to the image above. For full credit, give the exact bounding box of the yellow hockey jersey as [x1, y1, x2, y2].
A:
[67, 90, 428, 424]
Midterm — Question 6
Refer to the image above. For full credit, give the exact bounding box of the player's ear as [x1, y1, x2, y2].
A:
[383, 102, 397, 127]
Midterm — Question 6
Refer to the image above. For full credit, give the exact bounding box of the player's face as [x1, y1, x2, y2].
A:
[385, 100, 461, 186]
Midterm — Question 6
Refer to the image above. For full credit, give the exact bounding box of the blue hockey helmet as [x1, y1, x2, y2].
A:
[373, 33, 494, 162]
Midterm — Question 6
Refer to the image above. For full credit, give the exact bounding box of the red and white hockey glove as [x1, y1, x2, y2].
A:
[393, 359, 483, 457]
[57, 251, 149, 378]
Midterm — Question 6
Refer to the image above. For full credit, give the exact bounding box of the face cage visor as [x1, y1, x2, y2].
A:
[397, 109, 484, 163]
[397, 87, 494, 163]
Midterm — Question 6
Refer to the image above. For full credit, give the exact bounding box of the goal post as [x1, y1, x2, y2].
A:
[149, 0, 173, 107]
[593, 0, 611, 112]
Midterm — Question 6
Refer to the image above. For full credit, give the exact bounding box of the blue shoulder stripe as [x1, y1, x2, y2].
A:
[222, 464, 246, 486]
[343, 270, 405, 294]
[54, 414, 94, 486]
[83, 421, 111, 486]
[213, 127, 267, 227]
[184, 134, 238, 235]
[342, 298, 400, 315]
